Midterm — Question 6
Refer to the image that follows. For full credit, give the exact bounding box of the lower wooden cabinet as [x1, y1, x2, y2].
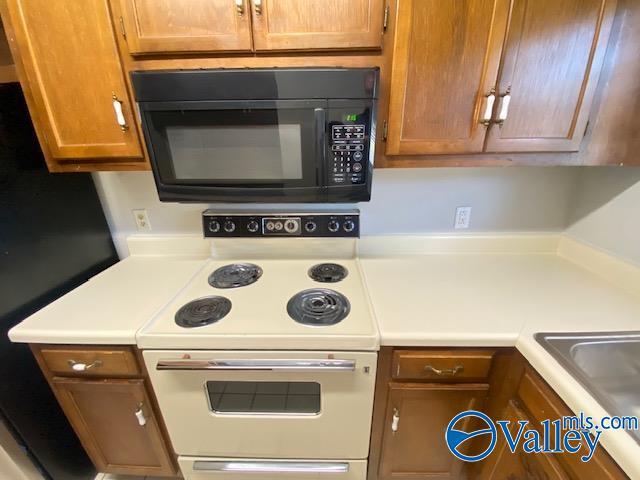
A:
[378, 383, 488, 480]
[479, 400, 569, 480]
[52, 378, 176, 477]
[31, 345, 177, 477]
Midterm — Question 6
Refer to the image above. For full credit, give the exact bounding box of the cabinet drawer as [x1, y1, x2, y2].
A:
[392, 349, 495, 382]
[39, 346, 140, 377]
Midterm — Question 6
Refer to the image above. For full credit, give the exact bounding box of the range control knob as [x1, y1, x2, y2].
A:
[327, 220, 340, 233]
[223, 220, 236, 233]
[343, 220, 356, 233]
[247, 220, 260, 233]
[304, 221, 317, 233]
[208, 220, 221, 233]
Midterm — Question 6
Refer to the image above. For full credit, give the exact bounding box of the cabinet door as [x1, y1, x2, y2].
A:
[485, 0, 617, 152]
[378, 383, 488, 480]
[478, 401, 569, 480]
[386, 0, 510, 155]
[251, 0, 384, 51]
[52, 378, 175, 477]
[2, 0, 142, 161]
[119, 0, 253, 54]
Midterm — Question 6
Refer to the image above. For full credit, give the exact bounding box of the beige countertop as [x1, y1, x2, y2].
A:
[359, 234, 640, 478]
[8, 254, 208, 345]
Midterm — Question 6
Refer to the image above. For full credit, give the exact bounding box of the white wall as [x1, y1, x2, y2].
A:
[566, 168, 640, 265]
[93, 168, 581, 258]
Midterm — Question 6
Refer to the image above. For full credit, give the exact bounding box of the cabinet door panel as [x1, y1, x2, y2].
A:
[485, 0, 617, 152]
[386, 0, 509, 155]
[3, 0, 142, 160]
[52, 378, 175, 477]
[120, 0, 253, 53]
[378, 383, 488, 480]
[251, 0, 384, 51]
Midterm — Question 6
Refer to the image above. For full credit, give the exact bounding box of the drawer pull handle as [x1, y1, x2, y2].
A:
[67, 360, 103, 372]
[135, 403, 147, 426]
[391, 408, 400, 433]
[424, 364, 464, 376]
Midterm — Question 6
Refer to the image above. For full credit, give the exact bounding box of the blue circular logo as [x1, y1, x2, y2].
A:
[445, 410, 497, 462]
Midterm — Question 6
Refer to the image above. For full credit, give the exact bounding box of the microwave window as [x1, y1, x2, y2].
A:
[206, 381, 320, 415]
[166, 124, 303, 180]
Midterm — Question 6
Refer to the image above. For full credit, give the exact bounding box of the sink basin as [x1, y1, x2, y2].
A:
[535, 332, 640, 443]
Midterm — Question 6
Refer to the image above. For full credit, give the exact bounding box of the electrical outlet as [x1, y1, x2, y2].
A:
[132, 209, 151, 232]
[454, 206, 472, 229]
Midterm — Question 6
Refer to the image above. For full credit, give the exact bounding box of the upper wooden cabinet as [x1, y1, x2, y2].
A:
[117, 0, 385, 54]
[1, 0, 144, 170]
[386, 0, 617, 155]
[119, 0, 253, 54]
[386, 0, 510, 155]
[251, 0, 384, 51]
[485, 0, 617, 152]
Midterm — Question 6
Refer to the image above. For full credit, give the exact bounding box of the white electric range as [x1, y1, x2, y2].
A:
[139, 210, 379, 480]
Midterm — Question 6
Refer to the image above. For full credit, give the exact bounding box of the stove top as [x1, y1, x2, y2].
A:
[208, 263, 263, 289]
[138, 257, 378, 350]
[308, 263, 349, 283]
[175, 296, 231, 328]
[287, 288, 350, 326]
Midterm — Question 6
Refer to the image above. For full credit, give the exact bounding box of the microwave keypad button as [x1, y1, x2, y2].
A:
[353, 162, 363, 173]
[353, 151, 363, 161]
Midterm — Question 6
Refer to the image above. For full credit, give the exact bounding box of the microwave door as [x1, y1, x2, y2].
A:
[139, 100, 328, 202]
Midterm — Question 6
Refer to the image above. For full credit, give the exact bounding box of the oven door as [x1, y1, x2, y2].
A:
[143, 351, 377, 459]
[138, 100, 328, 202]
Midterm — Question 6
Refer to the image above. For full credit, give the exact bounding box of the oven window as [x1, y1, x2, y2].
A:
[206, 381, 320, 415]
[167, 124, 303, 180]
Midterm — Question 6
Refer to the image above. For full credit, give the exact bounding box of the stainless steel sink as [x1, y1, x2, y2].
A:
[535, 332, 640, 443]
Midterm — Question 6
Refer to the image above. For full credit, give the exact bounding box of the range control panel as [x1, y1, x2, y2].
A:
[203, 210, 360, 238]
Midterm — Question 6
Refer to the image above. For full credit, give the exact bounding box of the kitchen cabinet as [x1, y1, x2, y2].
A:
[479, 400, 569, 480]
[369, 348, 494, 480]
[386, 0, 616, 156]
[31, 345, 177, 477]
[251, 0, 384, 51]
[378, 383, 488, 480]
[118, 0, 253, 54]
[117, 0, 385, 54]
[0, 0, 145, 171]
[52, 378, 176, 477]
[0, 18, 16, 83]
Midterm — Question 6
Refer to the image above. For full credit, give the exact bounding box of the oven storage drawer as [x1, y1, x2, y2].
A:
[143, 350, 377, 459]
[178, 457, 367, 480]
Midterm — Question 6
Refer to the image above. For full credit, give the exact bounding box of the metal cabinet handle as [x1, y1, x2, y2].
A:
[496, 88, 512, 126]
[194, 461, 349, 473]
[424, 364, 464, 376]
[235, 0, 244, 15]
[480, 89, 496, 126]
[391, 408, 400, 433]
[134, 403, 147, 426]
[67, 360, 103, 372]
[111, 93, 129, 131]
[254, 0, 262, 15]
[156, 359, 356, 371]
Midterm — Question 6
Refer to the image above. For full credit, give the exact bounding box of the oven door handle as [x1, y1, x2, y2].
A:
[156, 358, 356, 371]
[193, 460, 349, 473]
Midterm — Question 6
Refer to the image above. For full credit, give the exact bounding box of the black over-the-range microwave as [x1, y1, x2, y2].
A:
[131, 68, 379, 203]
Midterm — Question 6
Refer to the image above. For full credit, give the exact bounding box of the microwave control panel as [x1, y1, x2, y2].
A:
[330, 125, 366, 185]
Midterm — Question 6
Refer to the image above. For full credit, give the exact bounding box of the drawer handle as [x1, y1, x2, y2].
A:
[67, 360, 103, 372]
[194, 461, 348, 473]
[135, 403, 147, 426]
[424, 364, 464, 376]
